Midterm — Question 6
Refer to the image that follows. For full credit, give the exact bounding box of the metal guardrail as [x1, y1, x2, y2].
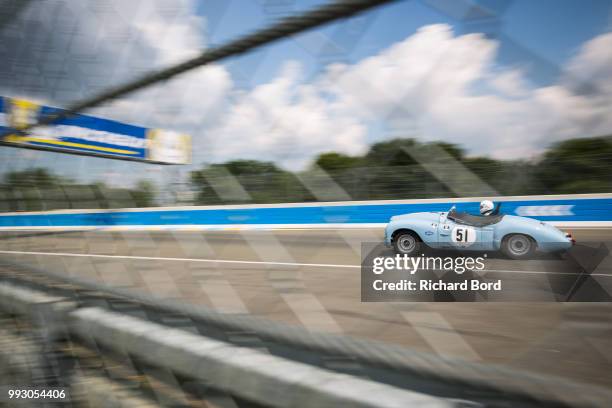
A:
[0, 279, 456, 408]
[2, 259, 612, 407]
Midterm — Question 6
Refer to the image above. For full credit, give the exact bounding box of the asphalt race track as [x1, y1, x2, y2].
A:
[1, 227, 611, 390]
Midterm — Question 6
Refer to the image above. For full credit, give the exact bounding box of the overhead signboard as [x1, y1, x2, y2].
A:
[0, 96, 191, 164]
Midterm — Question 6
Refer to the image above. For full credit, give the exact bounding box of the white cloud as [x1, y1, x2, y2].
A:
[1, 0, 232, 142]
[86, 0, 234, 167]
[209, 61, 366, 169]
[489, 69, 530, 98]
[0, 0, 235, 181]
[86, 0, 233, 133]
[565, 32, 612, 95]
[3, 2, 612, 174]
[208, 24, 612, 168]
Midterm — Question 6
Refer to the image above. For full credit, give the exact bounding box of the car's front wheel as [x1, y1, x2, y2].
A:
[393, 231, 421, 256]
[502, 234, 535, 259]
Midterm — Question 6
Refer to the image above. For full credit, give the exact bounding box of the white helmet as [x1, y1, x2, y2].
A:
[480, 200, 494, 215]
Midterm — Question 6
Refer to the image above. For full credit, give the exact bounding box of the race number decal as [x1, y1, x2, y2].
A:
[451, 226, 476, 247]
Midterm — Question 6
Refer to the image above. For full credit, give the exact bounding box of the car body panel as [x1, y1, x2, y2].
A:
[384, 209, 573, 253]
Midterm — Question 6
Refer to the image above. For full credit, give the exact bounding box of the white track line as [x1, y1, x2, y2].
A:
[0, 250, 359, 269]
[0, 250, 610, 276]
[0, 221, 610, 232]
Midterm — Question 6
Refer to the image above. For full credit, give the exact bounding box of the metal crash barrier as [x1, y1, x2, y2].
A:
[0, 193, 610, 230]
[2, 261, 612, 407]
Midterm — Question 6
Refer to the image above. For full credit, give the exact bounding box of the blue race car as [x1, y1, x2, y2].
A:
[384, 202, 575, 259]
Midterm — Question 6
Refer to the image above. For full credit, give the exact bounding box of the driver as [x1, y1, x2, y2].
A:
[480, 200, 494, 216]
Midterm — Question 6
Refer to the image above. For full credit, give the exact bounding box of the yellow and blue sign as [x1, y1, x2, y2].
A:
[0, 96, 190, 164]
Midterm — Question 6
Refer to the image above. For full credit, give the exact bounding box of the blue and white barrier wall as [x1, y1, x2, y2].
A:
[0, 194, 611, 230]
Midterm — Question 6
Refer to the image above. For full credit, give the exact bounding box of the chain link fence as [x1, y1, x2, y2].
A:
[0, 183, 151, 212]
[2, 154, 610, 211]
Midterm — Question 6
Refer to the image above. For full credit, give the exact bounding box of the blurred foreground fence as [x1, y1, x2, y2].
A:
[3, 260, 612, 407]
[2, 163, 611, 212]
[0, 183, 152, 212]
[192, 165, 536, 204]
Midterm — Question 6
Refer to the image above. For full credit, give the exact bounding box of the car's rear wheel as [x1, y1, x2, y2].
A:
[393, 231, 421, 256]
[502, 234, 534, 259]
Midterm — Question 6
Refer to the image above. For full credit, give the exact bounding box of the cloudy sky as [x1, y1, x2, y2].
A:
[0, 0, 611, 186]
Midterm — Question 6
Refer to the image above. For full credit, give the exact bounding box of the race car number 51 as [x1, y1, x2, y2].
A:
[452, 226, 476, 246]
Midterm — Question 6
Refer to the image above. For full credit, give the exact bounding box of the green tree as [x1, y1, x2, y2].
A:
[130, 180, 156, 207]
[464, 157, 538, 195]
[4, 167, 66, 188]
[364, 138, 419, 166]
[535, 136, 612, 193]
[313, 152, 363, 172]
[429, 142, 464, 161]
[191, 160, 312, 204]
[220, 160, 283, 176]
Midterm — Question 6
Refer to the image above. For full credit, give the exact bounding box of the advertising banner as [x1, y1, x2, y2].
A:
[0, 96, 190, 164]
